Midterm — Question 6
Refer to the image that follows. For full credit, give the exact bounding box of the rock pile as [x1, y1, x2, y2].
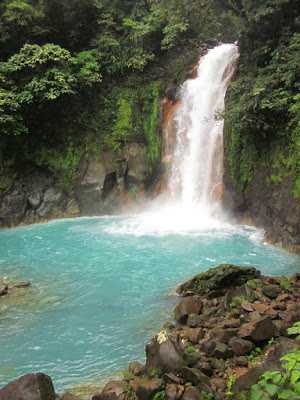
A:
[0, 264, 299, 400]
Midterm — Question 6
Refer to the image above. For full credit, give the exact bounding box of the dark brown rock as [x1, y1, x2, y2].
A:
[102, 381, 127, 397]
[92, 394, 118, 400]
[199, 341, 216, 356]
[207, 328, 238, 344]
[182, 387, 201, 400]
[220, 319, 240, 329]
[165, 384, 184, 400]
[238, 316, 275, 342]
[174, 298, 203, 323]
[211, 358, 226, 372]
[259, 337, 300, 371]
[281, 311, 300, 335]
[186, 314, 202, 328]
[186, 328, 204, 344]
[0, 372, 55, 400]
[179, 367, 210, 388]
[127, 362, 145, 377]
[195, 361, 213, 376]
[164, 373, 182, 385]
[212, 342, 232, 359]
[230, 338, 255, 356]
[145, 332, 185, 376]
[210, 377, 227, 392]
[236, 356, 248, 367]
[0, 284, 8, 296]
[60, 393, 82, 400]
[130, 379, 163, 400]
[232, 367, 265, 392]
[262, 285, 280, 299]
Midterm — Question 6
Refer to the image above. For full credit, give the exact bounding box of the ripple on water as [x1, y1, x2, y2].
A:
[0, 215, 299, 392]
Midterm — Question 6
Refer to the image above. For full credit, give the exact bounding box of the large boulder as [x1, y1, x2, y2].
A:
[238, 316, 276, 342]
[178, 264, 259, 295]
[145, 331, 185, 376]
[0, 373, 55, 400]
[130, 378, 163, 400]
[174, 297, 203, 323]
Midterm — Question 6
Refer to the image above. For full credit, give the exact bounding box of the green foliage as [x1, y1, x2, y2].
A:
[227, 373, 236, 395]
[246, 347, 262, 361]
[125, 385, 138, 400]
[153, 391, 165, 400]
[251, 349, 300, 400]
[225, 4, 300, 196]
[229, 296, 246, 309]
[151, 369, 159, 379]
[200, 391, 214, 399]
[246, 280, 257, 289]
[287, 321, 300, 340]
[268, 337, 276, 346]
[279, 277, 295, 292]
[186, 346, 195, 354]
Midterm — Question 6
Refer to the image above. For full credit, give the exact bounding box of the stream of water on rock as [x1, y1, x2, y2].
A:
[0, 44, 299, 395]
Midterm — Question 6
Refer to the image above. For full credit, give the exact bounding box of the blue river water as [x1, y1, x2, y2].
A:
[0, 215, 299, 393]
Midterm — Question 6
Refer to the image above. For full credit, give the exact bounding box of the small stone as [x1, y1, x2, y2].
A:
[165, 384, 184, 400]
[127, 362, 145, 376]
[164, 373, 182, 385]
[262, 285, 280, 299]
[236, 356, 248, 367]
[0, 284, 8, 296]
[212, 342, 232, 359]
[249, 311, 261, 320]
[230, 338, 255, 356]
[272, 302, 286, 311]
[14, 280, 31, 288]
[210, 378, 227, 392]
[211, 359, 226, 372]
[220, 319, 241, 328]
[277, 293, 290, 302]
[241, 301, 254, 312]
[179, 367, 210, 387]
[163, 322, 175, 331]
[61, 394, 82, 400]
[200, 340, 216, 356]
[186, 328, 204, 344]
[195, 361, 212, 377]
[92, 394, 118, 400]
[252, 303, 270, 313]
[187, 314, 202, 328]
[182, 387, 202, 400]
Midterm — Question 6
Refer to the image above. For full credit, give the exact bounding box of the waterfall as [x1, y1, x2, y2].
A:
[168, 44, 239, 217]
[108, 44, 239, 234]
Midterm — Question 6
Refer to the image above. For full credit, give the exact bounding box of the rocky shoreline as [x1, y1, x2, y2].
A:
[1, 264, 300, 400]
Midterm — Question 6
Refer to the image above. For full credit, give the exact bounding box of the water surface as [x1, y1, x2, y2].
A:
[0, 215, 299, 392]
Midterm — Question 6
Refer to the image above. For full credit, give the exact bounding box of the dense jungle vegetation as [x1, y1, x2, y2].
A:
[0, 0, 299, 195]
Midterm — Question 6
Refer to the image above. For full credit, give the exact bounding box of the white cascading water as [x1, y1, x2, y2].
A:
[169, 43, 239, 214]
[107, 44, 239, 235]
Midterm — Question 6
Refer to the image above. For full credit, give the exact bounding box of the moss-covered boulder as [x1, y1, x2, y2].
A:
[177, 264, 259, 295]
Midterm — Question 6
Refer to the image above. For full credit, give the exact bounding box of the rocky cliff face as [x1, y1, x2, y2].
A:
[0, 142, 150, 227]
[223, 158, 300, 255]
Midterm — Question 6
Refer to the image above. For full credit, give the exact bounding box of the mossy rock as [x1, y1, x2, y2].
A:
[178, 264, 260, 295]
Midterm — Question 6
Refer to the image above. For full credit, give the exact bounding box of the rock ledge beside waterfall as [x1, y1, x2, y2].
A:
[1, 264, 300, 400]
